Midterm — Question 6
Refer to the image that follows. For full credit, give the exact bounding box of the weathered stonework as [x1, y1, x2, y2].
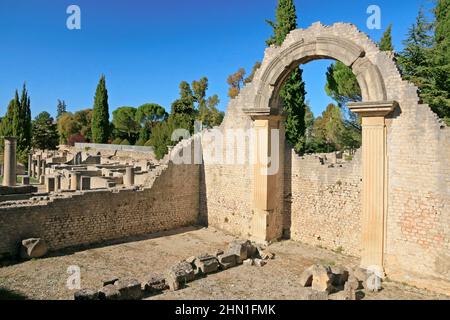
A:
[200, 22, 450, 294]
[0, 22, 448, 296]
[0, 162, 199, 258]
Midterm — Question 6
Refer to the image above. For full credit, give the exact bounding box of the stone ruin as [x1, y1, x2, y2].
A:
[74, 239, 276, 300]
[0, 22, 449, 297]
[0, 140, 160, 207]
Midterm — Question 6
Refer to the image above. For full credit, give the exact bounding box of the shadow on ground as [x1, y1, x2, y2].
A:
[0, 287, 27, 300]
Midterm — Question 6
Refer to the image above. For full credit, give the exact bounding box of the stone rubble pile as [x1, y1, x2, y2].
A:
[74, 239, 276, 300]
[299, 264, 383, 300]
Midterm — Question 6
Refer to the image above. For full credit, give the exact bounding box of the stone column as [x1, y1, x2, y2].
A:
[244, 109, 285, 243]
[31, 160, 35, 178]
[28, 153, 33, 176]
[41, 160, 46, 177]
[36, 155, 42, 179]
[70, 172, 80, 191]
[124, 167, 135, 187]
[2, 137, 17, 187]
[348, 101, 396, 270]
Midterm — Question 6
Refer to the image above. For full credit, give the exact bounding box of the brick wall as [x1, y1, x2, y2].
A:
[0, 162, 199, 259]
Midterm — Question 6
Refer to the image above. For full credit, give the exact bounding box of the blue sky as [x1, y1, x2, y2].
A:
[0, 0, 436, 119]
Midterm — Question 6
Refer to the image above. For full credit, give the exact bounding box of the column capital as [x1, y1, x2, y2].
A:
[242, 107, 285, 121]
[348, 100, 398, 117]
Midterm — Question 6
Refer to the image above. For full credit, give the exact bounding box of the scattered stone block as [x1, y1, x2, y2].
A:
[352, 267, 368, 282]
[300, 288, 329, 300]
[243, 259, 254, 266]
[217, 253, 237, 270]
[114, 279, 143, 300]
[365, 273, 383, 292]
[102, 276, 119, 287]
[330, 266, 349, 286]
[74, 288, 99, 300]
[299, 265, 314, 287]
[311, 265, 334, 293]
[144, 274, 168, 294]
[259, 250, 275, 260]
[20, 238, 48, 259]
[185, 256, 196, 266]
[195, 254, 219, 274]
[166, 261, 195, 291]
[99, 284, 121, 300]
[254, 258, 267, 267]
[346, 274, 363, 291]
[228, 240, 252, 263]
[215, 249, 224, 257]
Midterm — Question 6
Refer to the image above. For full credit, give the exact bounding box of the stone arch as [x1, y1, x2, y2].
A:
[253, 32, 387, 114]
[242, 23, 401, 271]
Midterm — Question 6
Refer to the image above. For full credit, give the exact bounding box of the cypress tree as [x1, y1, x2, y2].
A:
[379, 24, 394, 51]
[266, 0, 307, 154]
[430, 0, 450, 124]
[91, 75, 110, 143]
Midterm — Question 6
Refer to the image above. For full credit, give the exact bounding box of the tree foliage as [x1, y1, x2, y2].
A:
[379, 24, 394, 51]
[56, 99, 67, 119]
[0, 84, 32, 163]
[227, 68, 246, 99]
[57, 109, 92, 145]
[192, 77, 224, 128]
[397, 3, 450, 125]
[266, 0, 307, 154]
[31, 112, 59, 150]
[265, 0, 297, 46]
[112, 107, 140, 143]
[91, 75, 110, 143]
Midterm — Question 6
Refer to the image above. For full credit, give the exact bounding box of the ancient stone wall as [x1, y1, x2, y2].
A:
[0, 162, 199, 259]
[201, 22, 450, 293]
[286, 150, 362, 257]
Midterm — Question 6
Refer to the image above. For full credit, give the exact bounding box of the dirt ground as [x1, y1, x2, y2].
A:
[0, 226, 448, 300]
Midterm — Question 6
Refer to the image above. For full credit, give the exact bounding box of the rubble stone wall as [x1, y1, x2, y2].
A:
[0, 162, 199, 259]
[286, 151, 362, 257]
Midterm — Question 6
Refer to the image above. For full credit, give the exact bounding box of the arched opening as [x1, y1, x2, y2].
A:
[243, 26, 396, 271]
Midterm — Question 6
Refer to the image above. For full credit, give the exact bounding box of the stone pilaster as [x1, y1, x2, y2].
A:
[348, 101, 396, 270]
[244, 108, 284, 243]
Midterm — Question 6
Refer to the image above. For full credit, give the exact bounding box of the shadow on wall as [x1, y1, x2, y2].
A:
[199, 161, 209, 227]
[283, 144, 293, 239]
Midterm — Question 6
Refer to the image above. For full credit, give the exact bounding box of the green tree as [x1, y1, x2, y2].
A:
[397, 8, 433, 84]
[325, 62, 362, 105]
[266, 0, 307, 154]
[112, 107, 140, 143]
[57, 109, 93, 144]
[379, 24, 394, 51]
[0, 85, 32, 162]
[135, 103, 167, 144]
[56, 99, 67, 119]
[192, 77, 224, 128]
[32, 112, 59, 150]
[265, 0, 297, 47]
[91, 75, 110, 143]
[429, 0, 450, 124]
[171, 81, 196, 115]
[148, 113, 192, 159]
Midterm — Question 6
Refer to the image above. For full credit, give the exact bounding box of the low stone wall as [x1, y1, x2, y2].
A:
[0, 162, 200, 259]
